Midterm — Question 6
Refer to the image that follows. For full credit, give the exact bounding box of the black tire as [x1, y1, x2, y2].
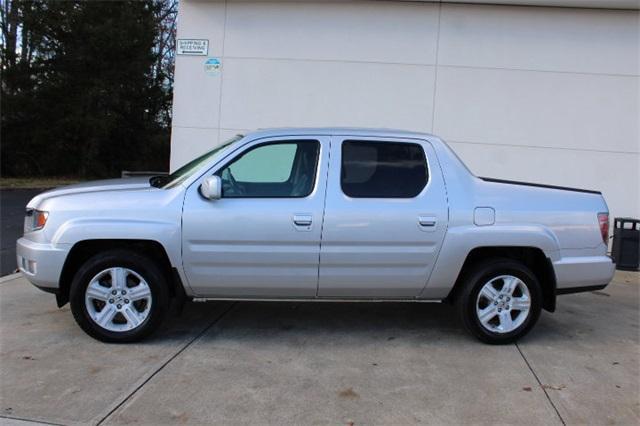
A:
[456, 259, 542, 344]
[70, 249, 169, 343]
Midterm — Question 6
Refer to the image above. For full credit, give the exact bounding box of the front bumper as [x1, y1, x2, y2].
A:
[553, 255, 615, 293]
[16, 237, 70, 291]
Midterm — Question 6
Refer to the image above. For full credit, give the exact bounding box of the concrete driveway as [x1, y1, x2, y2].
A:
[0, 272, 638, 425]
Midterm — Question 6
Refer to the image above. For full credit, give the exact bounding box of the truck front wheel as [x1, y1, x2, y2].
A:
[69, 249, 169, 343]
[456, 259, 542, 344]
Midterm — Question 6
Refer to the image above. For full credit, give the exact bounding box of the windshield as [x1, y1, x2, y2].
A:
[151, 135, 243, 189]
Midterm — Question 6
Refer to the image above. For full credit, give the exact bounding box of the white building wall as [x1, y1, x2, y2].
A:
[171, 0, 640, 219]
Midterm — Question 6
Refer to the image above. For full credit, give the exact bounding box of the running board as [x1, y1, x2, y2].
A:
[191, 297, 442, 303]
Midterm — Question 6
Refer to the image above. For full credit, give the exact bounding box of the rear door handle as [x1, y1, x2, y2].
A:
[293, 214, 313, 227]
[418, 216, 437, 227]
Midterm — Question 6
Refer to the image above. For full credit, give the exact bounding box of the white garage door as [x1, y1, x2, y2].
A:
[171, 0, 639, 219]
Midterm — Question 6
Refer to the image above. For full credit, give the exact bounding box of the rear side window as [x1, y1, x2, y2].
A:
[341, 140, 428, 198]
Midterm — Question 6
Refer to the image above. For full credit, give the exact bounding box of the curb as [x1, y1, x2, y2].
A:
[0, 272, 21, 283]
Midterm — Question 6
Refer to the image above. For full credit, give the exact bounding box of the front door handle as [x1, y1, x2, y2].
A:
[293, 214, 313, 227]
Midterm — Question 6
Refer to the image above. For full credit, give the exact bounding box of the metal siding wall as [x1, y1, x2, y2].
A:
[171, 1, 640, 218]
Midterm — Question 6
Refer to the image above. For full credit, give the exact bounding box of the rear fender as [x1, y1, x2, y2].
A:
[420, 224, 561, 299]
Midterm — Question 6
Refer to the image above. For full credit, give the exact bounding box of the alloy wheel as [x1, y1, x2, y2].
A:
[475, 275, 531, 333]
[84, 267, 152, 332]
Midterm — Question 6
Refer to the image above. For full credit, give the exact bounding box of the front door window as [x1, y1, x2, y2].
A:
[216, 140, 320, 198]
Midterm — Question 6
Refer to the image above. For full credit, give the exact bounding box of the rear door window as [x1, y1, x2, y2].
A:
[341, 140, 428, 198]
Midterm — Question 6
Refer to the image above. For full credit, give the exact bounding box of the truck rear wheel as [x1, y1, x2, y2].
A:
[456, 259, 542, 344]
[69, 249, 169, 343]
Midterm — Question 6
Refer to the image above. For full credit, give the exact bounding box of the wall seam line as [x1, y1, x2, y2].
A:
[431, 1, 443, 133]
[447, 138, 640, 155]
[169, 126, 640, 156]
[216, 0, 229, 143]
[214, 56, 638, 78]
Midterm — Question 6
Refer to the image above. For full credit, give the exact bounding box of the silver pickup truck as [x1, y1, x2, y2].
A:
[17, 128, 615, 344]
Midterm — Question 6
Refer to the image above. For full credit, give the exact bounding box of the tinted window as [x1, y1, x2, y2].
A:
[217, 140, 319, 198]
[341, 140, 427, 198]
[228, 143, 297, 183]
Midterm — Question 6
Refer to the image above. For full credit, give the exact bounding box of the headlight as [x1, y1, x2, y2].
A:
[24, 209, 49, 233]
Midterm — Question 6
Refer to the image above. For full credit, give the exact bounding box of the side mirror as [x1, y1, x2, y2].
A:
[200, 175, 222, 200]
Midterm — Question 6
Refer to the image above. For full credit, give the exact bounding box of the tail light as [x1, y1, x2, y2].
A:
[597, 213, 609, 244]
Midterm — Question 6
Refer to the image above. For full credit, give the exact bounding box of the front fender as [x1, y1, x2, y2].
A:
[51, 218, 182, 270]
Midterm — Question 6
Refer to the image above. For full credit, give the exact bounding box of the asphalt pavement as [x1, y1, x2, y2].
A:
[0, 189, 43, 276]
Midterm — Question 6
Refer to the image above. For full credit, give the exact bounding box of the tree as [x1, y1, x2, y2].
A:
[153, 0, 177, 127]
[1, 0, 176, 178]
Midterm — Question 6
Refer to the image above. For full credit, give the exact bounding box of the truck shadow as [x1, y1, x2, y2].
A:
[152, 288, 639, 347]
[156, 300, 471, 345]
